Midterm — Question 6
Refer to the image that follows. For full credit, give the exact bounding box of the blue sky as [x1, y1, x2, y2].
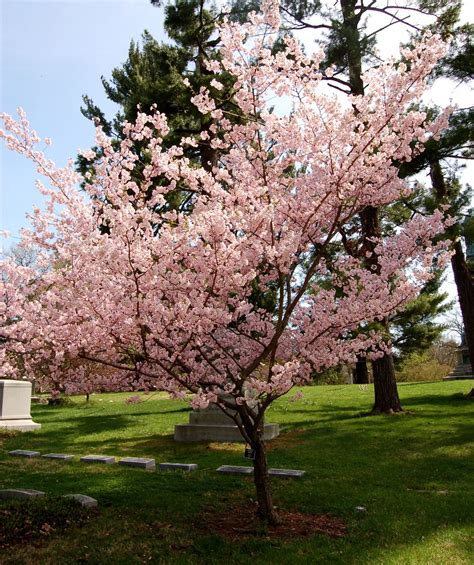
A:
[1, 0, 166, 247]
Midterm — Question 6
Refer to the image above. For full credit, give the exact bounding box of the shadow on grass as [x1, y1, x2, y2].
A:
[401, 392, 468, 406]
[1, 384, 472, 563]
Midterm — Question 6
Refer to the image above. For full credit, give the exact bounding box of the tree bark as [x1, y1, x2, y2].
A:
[451, 241, 474, 397]
[360, 207, 403, 412]
[251, 432, 280, 525]
[340, 0, 403, 412]
[430, 160, 474, 395]
[372, 350, 403, 413]
[353, 356, 369, 384]
[340, 0, 364, 97]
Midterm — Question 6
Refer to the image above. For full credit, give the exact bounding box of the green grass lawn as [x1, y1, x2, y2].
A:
[1, 381, 473, 564]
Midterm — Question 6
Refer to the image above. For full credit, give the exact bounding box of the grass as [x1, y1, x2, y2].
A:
[0, 381, 473, 564]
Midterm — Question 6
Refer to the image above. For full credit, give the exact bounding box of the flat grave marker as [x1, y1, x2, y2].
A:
[41, 453, 74, 461]
[0, 488, 45, 499]
[216, 465, 253, 476]
[80, 455, 116, 465]
[63, 494, 98, 508]
[119, 457, 156, 471]
[159, 462, 198, 472]
[268, 468, 305, 478]
[9, 449, 41, 458]
[216, 465, 305, 478]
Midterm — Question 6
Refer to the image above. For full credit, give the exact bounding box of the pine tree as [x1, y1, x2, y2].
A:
[78, 0, 236, 201]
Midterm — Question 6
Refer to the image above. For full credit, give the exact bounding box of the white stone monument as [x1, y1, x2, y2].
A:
[0, 380, 41, 431]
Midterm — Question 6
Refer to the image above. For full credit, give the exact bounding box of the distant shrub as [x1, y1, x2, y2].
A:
[396, 351, 452, 382]
[312, 365, 352, 385]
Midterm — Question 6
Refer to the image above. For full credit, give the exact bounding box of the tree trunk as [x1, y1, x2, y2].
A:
[360, 207, 402, 412]
[251, 433, 280, 525]
[340, 0, 364, 97]
[451, 241, 474, 365]
[340, 1, 403, 412]
[451, 241, 474, 397]
[372, 352, 403, 413]
[353, 356, 369, 384]
[430, 161, 474, 396]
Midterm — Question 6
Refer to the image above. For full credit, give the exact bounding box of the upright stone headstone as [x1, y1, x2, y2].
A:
[0, 380, 41, 431]
[174, 394, 279, 442]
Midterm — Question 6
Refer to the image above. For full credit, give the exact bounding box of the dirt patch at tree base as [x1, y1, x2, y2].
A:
[197, 503, 347, 541]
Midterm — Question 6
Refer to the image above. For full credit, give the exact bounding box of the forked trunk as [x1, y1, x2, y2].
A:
[252, 433, 280, 525]
[372, 353, 403, 413]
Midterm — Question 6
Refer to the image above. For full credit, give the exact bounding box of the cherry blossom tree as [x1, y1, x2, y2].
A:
[0, 1, 451, 523]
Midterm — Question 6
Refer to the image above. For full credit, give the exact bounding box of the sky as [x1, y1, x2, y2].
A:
[0, 0, 166, 245]
[0, 0, 473, 312]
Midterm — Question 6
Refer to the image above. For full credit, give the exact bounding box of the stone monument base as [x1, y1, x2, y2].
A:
[0, 380, 41, 432]
[443, 363, 473, 381]
[174, 396, 279, 443]
[174, 422, 280, 442]
[0, 419, 41, 432]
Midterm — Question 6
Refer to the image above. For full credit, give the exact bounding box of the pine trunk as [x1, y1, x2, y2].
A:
[353, 356, 369, 384]
[430, 161, 474, 396]
[360, 207, 403, 412]
[340, 2, 403, 412]
[451, 241, 474, 397]
[252, 434, 280, 525]
[372, 353, 403, 413]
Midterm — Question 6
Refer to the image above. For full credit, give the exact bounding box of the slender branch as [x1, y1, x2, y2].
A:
[362, 6, 422, 31]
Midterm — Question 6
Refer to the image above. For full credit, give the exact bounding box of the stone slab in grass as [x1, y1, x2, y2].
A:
[63, 494, 98, 508]
[119, 457, 156, 471]
[31, 396, 48, 405]
[159, 462, 198, 472]
[80, 455, 116, 465]
[41, 453, 74, 460]
[268, 468, 305, 478]
[8, 449, 41, 458]
[0, 488, 45, 499]
[216, 465, 253, 476]
[216, 466, 305, 478]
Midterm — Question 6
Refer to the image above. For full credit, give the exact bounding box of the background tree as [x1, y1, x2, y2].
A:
[269, 0, 471, 408]
[399, 13, 474, 385]
[390, 272, 451, 363]
[78, 0, 239, 229]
